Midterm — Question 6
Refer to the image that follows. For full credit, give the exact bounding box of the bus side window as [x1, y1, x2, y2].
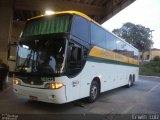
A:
[70, 46, 81, 63]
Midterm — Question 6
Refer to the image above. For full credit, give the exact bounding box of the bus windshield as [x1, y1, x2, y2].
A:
[16, 38, 66, 75]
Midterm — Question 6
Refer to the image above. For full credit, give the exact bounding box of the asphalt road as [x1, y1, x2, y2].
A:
[0, 76, 160, 117]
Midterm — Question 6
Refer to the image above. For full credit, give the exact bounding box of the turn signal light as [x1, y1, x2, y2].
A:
[13, 79, 21, 85]
[45, 82, 63, 89]
[51, 83, 63, 89]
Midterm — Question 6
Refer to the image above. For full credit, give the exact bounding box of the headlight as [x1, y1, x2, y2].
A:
[13, 79, 21, 85]
[45, 82, 63, 89]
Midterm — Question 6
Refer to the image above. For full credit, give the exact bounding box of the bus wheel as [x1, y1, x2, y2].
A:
[131, 75, 135, 86]
[127, 75, 132, 88]
[87, 80, 99, 103]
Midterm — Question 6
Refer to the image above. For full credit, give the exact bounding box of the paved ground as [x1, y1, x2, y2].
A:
[0, 76, 160, 116]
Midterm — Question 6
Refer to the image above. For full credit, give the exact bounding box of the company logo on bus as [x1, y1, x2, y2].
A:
[41, 77, 54, 82]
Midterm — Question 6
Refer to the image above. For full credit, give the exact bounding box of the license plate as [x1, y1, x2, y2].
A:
[29, 96, 38, 101]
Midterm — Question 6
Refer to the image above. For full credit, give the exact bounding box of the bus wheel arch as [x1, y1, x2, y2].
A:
[87, 77, 101, 103]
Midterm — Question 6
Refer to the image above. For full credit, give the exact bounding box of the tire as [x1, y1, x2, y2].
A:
[131, 75, 135, 86]
[127, 76, 132, 88]
[87, 81, 99, 103]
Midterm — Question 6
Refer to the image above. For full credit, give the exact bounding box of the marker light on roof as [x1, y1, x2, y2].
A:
[45, 10, 55, 15]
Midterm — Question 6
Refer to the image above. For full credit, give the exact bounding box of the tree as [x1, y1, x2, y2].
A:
[112, 22, 153, 59]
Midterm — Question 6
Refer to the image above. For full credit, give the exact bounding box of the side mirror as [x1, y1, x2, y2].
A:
[7, 42, 17, 61]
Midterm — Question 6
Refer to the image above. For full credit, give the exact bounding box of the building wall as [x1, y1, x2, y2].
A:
[0, 0, 13, 63]
[139, 49, 160, 61]
[12, 21, 25, 42]
[8, 21, 25, 71]
[151, 50, 160, 59]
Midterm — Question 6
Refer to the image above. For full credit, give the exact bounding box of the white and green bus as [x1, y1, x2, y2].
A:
[11, 11, 139, 104]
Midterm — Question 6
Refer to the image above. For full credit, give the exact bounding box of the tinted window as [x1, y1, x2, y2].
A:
[106, 32, 116, 51]
[115, 38, 138, 59]
[124, 45, 132, 57]
[116, 40, 125, 52]
[91, 23, 106, 48]
[71, 16, 90, 43]
[116, 39, 131, 56]
[133, 48, 139, 59]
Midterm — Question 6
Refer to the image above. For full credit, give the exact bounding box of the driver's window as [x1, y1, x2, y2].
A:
[67, 43, 82, 76]
[70, 46, 81, 62]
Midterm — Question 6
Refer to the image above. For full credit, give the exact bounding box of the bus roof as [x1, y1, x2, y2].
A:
[27, 10, 101, 26]
[27, 10, 138, 51]
[28, 10, 94, 22]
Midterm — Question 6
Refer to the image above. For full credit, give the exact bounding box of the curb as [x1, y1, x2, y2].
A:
[139, 75, 160, 79]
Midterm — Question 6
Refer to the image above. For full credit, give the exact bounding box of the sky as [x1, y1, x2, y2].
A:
[102, 0, 160, 49]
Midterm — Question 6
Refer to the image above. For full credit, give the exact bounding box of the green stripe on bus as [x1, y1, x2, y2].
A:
[87, 56, 139, 67]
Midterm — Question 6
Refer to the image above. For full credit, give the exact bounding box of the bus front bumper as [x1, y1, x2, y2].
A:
[13, 85, 67, 104]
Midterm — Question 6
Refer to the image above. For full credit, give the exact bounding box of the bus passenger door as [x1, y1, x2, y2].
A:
[67, 42, 82, 100]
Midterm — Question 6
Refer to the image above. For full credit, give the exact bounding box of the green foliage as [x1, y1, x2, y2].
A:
[140, 57, 160, 76]
[112, 22, 153, 52]
[152, 56, 160, 61]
